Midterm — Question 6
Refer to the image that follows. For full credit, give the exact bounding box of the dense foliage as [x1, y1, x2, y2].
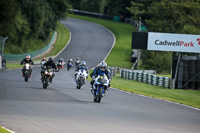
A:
[0, 0, 68, 54]
[68, 0, 131, 17]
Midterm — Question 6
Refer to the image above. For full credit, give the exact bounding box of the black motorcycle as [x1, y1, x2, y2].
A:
[42, 68, 54, 89]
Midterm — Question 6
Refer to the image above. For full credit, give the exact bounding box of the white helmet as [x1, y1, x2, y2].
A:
[70, 59, 73, 61]
[100, 61, 107, 71]
[80, 61, 86, 66]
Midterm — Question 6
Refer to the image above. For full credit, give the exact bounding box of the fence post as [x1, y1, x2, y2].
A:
[125, 69, 129, 79]
[120, 69, 123, 78]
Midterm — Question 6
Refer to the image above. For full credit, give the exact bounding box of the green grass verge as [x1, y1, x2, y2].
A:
[6, 22, 70, 69]
[68, 14, 135, 68]
[45, 22, 70, 56]
[0, 126, 11, 133]
[112, 73, 200, 109]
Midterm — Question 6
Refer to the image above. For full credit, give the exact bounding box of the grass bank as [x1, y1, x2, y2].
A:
[0, 126, 11, 133]
[68, 14, 135, 68]
[6, 22, 70, 69]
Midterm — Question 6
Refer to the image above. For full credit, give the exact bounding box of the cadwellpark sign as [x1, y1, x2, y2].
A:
[148, 32, 200, 53]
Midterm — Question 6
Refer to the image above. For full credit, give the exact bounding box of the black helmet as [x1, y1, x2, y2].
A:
[49, 57, 53, 62]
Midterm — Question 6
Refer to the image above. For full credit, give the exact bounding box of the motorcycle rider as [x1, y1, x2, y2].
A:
[20, 55, 34, 78]
[57, 58, 64, 65]
[67, 59, 73, 69]
[42, 57, 57, 82]
[90, 61, 111, 93]
[75, 57, 81, 67]
[75, 61, 88, 81]
[40, 57, 47, 80]
[67, 59, 73, 66]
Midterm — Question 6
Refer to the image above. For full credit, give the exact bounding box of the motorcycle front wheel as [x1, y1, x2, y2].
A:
[24, 73, 29, 82]
[43, 77, 49, 89]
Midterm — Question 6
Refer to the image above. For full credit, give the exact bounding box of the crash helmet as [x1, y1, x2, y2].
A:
[100, 61, 107, 71]
[49, 57, 53, 63]
[80, 61, 86, 67]
[26, 55, 30, 61]
[77, 57, 80, 60]
[70, 59, 73, 62]
[59, 58, 63, 61]
[43, 57, 46, 61]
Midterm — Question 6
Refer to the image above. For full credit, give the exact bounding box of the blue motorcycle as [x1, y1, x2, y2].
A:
[91, 74, 109, 103]
[67, 61, 73, 71]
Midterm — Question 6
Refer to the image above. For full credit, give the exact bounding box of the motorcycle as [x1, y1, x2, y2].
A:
[23, 63, 31, 82]
[40, 60, 46, 69]
[91, 74, 109, 103]
[42, 68, 54, 89]
[67, 61, 73, 71]
[75, 69, 88, 89]
[56, 62, 64, 71]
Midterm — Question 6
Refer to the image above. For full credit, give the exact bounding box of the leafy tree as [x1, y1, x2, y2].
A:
[105, 0, 132, 17]
[145, 1, 200, 33]
[140, 51, 172, 73]
[128, 0, 200, 73]
[1, 0, 68, 54]
[0, 0, 20, 36]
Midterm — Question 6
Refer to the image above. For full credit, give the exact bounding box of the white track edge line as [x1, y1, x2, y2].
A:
[1, 126, 16, 133]
[110, 87, 200, 111]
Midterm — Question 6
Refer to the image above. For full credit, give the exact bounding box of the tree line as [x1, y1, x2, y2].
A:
[0, 0, 68, 54]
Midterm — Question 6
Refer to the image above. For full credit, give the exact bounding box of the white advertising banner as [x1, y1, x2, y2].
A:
[147, 32, 200, 53]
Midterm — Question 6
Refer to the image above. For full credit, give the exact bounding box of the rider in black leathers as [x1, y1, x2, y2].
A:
[40, 57, 47, 80]
[20, 55, 34, 77]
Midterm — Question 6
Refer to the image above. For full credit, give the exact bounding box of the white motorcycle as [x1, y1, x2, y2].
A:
[23, 63, 31, 82]
[75, 69, 88, 89]
[91, 74, 110, 103]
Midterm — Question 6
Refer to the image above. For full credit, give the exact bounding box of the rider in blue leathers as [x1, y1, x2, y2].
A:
[90, 61, 111, 92]
[75, 61, 89, 80]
